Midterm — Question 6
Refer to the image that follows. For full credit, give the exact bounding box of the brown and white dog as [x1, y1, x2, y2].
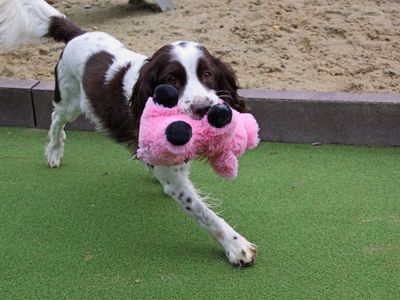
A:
[0, 0, 256, 266]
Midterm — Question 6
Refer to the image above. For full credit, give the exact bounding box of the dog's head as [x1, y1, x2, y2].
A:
[130, 41, 247, 139]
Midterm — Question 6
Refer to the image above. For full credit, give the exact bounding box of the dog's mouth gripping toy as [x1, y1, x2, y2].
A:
[137, 85, 260, 178]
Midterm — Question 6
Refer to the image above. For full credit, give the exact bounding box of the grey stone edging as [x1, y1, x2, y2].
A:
[1, 78, 399, 146]
[240, 89, 400, 146]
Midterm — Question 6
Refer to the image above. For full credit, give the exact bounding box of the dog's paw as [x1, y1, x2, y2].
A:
[224, 236, 257, 267]
[45, 144, 63, 168]
[47, 156, 63, 168]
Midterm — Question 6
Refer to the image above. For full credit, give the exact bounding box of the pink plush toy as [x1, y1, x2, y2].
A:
[137, 85, 260, 178]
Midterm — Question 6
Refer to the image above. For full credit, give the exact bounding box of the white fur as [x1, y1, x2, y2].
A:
[122, 65, 142, 100]
[0, 0, 63, 49]
[104, 47, 147, 100]
[2, 0, 256, 266]
[172, 41, 219, 115]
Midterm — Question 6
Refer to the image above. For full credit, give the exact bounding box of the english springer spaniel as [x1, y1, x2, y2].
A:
[0, 0, 256, 267]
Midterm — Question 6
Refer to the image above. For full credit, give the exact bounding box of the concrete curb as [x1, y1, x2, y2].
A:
[240, 89, 400, 146]
[0, 79, 39, 127]
[1, 78, 400, 146]
[32, 81, 95, 131]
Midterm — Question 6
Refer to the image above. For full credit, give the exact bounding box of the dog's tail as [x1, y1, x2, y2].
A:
[0, 0, 86, 49]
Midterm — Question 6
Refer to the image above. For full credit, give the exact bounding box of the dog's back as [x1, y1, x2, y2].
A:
[51, 27, 148, 164]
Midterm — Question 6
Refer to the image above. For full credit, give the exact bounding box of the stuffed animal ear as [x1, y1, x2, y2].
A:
[153, 84, 179, 108]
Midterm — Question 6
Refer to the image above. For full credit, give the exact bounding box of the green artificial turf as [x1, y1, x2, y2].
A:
[0, 127, 399, 299]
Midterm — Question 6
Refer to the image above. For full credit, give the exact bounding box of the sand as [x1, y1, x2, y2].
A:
[1, 0, 399, 92]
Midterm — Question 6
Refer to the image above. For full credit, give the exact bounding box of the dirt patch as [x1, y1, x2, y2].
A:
[1, 0, 399, 92]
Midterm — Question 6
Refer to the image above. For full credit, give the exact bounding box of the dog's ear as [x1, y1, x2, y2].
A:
[130, 45, 174, 145]
[212, 57, 248, 113]
[130, 60, 156, 140]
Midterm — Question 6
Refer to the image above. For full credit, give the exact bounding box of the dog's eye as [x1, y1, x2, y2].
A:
[203, 71, 212, 80]
[166, 75, 177, 84]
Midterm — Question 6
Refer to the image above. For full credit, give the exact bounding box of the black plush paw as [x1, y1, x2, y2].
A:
[207, 102, 232, 128]
[153, 84, 179, 108]
[165, 121, 192, 146]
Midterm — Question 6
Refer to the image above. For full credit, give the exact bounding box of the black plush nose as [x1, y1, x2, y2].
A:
[190, 103, 211, 118]
[153, 84, 179, 108]
[165, 121, 192, 146]
[207, 102, 232, 128]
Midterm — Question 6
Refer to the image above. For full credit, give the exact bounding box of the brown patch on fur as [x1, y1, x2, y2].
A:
[216, 231, 225, 240]
[54, 62, 61, 103]
[46, 16, 86, 44]
[82, 51, 136, 148]
[177, 41, 188, 47]
[53, 51, 64, 103]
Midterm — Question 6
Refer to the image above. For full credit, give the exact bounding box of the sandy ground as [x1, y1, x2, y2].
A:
[1, 0, 399, 92]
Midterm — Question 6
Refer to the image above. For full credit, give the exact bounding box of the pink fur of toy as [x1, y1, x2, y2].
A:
[137, 97, 260, 178]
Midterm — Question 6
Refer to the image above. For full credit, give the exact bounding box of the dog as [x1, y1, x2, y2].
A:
[0, 0, 256, 266]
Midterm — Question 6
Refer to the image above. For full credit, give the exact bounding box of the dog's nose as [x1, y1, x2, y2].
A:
[190, 103, 211, 118]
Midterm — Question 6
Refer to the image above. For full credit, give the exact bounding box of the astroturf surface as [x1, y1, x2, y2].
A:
[0, 127, 399, 299]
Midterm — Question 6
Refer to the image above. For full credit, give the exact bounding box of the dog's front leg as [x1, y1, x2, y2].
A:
[151, 163, 256, 267]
